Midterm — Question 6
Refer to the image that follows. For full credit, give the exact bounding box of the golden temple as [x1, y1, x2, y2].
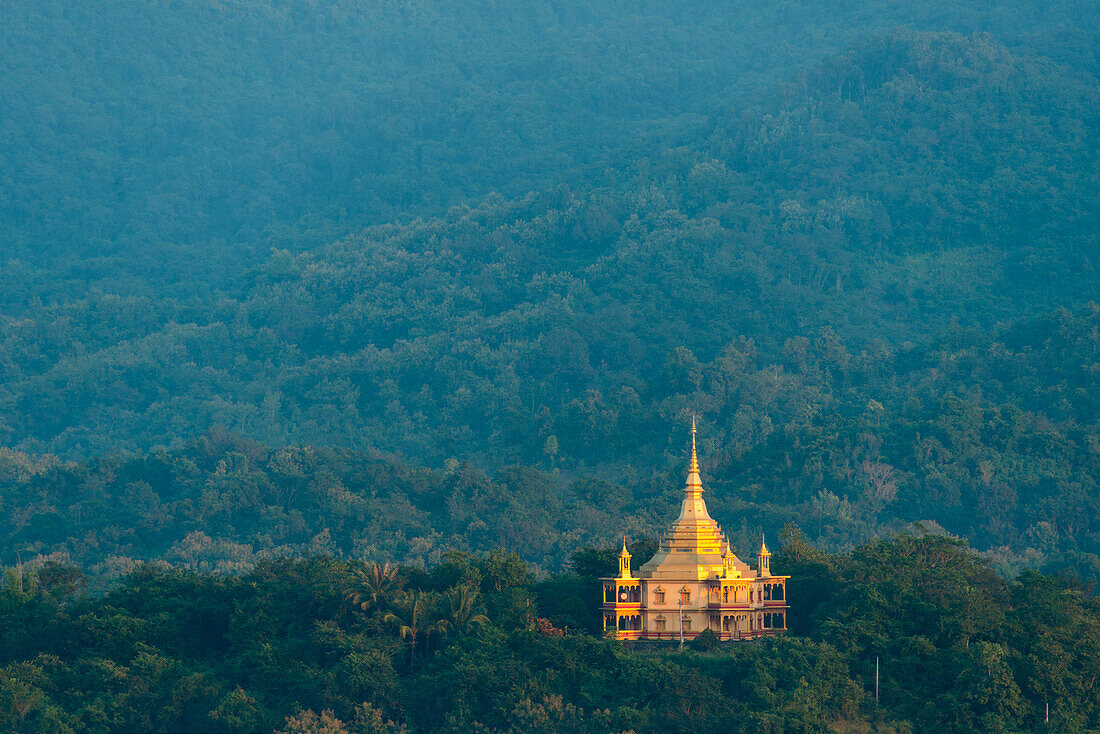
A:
[601, 417, 789, 641]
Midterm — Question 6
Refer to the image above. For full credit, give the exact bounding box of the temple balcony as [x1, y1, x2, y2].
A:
[600, 602, 642, 611]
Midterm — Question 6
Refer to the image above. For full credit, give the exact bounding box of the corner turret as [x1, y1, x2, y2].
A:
[723, 551, 741, 579]
[758, 535, 771, 577]
[618, 538, 633, 580]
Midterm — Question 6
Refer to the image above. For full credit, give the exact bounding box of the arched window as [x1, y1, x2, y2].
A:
[680, 587, 691, 605]
[655, 615, 667, 632]
[683, 618, 692, 632]
[618, 616, 627, 630]
[654, 586, 665, 604]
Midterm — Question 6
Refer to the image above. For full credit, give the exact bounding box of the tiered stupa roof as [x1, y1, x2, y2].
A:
[638, 416, 752, 580]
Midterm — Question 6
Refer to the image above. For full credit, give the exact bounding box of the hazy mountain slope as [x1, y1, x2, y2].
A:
[1, 32, 1095, 465]
[1, 8, 1099, 584]
[2, 0, 1097, 281]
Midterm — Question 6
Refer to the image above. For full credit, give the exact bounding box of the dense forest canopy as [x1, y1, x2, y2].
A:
[2, 0, 1100, 731]
[1, 534, 1098, 732]
[0, 0, 1099, 621]
[1, 4, 1099, 580]
[3, 0, 1098, 276]
[3, 27, 1098, 458]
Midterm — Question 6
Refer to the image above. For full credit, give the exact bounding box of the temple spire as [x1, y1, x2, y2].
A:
[689, 413, 699, 475]
[684, 414, 703, 499]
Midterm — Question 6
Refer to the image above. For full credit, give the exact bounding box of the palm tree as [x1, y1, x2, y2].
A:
[440, 584, 490, 635]
[382, 591, 448, 668]
[345, 561, 399, 615]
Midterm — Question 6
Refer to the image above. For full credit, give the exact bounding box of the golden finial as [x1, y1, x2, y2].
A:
[689, 413, 699, 475]
[683, 414, 703, 498]
[760, 534, 769, 554]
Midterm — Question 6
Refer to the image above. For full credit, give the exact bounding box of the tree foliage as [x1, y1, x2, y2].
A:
[1, 535, 1097, 732]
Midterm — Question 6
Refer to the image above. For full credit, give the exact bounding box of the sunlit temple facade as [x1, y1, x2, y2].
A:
[601, 419, 789, 641]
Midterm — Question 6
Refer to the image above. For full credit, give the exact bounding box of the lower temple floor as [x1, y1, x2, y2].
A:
[604, 606, 789, 641]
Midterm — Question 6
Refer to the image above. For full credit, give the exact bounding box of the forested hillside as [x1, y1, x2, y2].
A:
[2, 0, 1099, 604]
[5, 0, 1096, 275]
[2, 534, 1098, 732]
[3, 28, 1098, 460]
[3, 304, 1098, 585]
[2, 2, 1100, 730]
